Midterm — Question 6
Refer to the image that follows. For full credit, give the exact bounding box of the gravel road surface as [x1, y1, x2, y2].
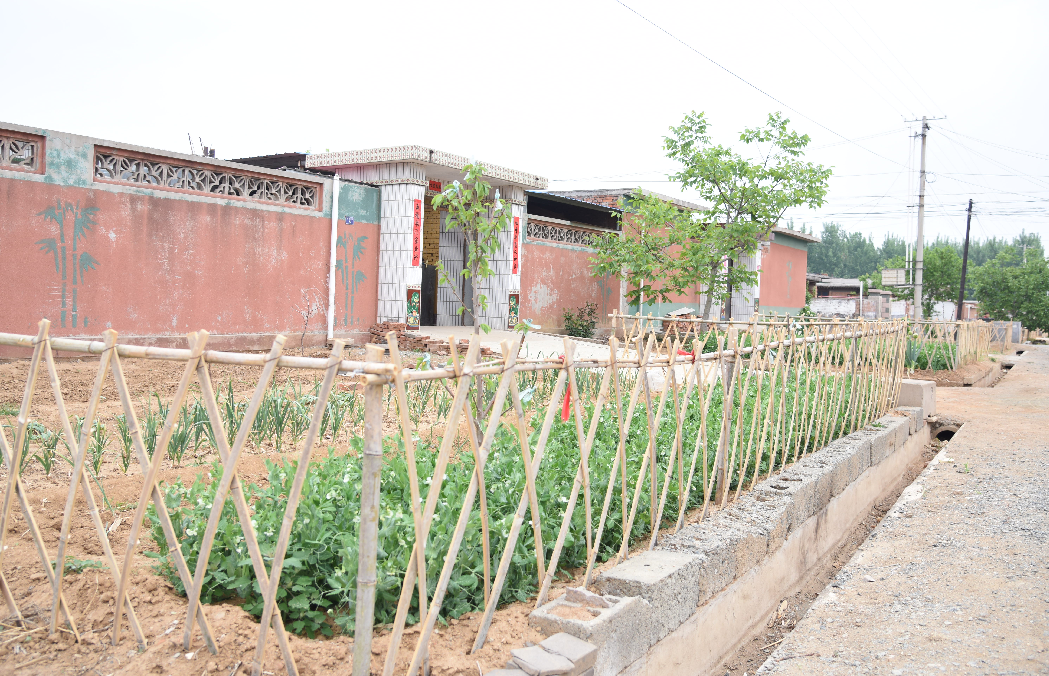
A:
[758, 346, 1049, 675]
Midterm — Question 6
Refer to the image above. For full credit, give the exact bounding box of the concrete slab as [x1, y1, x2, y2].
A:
[898, 378, 936, 415]
[540, 633, 598, 675]
[511, 646, 574, 676]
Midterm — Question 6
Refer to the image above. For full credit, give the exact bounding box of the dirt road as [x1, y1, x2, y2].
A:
[759, 346, 1049, 675]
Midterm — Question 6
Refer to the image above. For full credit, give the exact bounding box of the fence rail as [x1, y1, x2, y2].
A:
[0, 317, 910, 676]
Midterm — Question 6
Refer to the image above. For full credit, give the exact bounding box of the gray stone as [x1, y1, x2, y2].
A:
[540, 633, 598, 675]
[511, 646, 574, 676]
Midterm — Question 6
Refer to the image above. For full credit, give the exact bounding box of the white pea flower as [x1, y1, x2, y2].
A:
[251, 519, 258, 529]
[304, 518, 310, 524]
[186, 528, 197, 537]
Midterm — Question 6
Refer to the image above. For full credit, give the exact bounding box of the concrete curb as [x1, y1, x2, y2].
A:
[526, 410, 928, 676]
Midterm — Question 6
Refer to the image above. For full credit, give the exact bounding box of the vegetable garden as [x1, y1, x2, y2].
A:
[0, 316, 911, 676]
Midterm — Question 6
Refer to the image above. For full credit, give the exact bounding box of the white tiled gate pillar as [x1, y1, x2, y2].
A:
[338, 163, 425, 323]
[487, 185, 524, 330]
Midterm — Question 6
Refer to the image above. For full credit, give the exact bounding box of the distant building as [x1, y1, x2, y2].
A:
[757, 227, 820, 316]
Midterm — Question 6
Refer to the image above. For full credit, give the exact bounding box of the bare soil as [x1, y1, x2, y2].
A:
[906, 360, 994, 387]
[0, 350, 572, 676]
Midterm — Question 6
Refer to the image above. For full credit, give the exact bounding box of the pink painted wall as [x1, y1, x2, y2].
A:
[0, 178, 379, 350]
[758, 241, 807, 311]
[520, 241, 618, 332]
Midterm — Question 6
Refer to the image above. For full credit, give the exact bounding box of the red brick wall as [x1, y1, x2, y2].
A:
[520, 241, 618, 333]
[0, 178, 379, 351]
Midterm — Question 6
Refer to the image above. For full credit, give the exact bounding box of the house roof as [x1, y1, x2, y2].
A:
[526, 191, 620, 231]
[304, 145, 548, 189]
[771, 226, 821, 244]
[548, 188, 707, 212]
[817, 278, 863, 288]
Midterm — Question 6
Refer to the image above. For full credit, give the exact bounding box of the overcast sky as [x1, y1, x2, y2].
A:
[6, 0, 1047, 249]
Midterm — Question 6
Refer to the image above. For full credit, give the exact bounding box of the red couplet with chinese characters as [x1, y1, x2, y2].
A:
[512, 216, 520, 274]
[412, 199, 422, 266]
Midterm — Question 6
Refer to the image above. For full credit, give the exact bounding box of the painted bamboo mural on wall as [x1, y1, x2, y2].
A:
[35, 200, 100, 329]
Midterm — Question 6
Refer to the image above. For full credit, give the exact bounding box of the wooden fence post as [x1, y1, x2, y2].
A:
[353, 344, 385, 676]
[715, 326, 738, 504]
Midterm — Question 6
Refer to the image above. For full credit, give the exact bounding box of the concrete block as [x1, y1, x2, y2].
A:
[511, 646, 573, 676]
[898, 378, 936, 416]
[594, 550, 703, 637]
[564, 587, 610, 608]
[813, 435, 866, 498]
[770, 462, 824, 531]
[487, 670, 529, 676]
[529, 595, 651, 676]
[657, 515, 769, 606]
[872, 416, 909, 464]
[865, 419, 897, 465]
[540, 633, 598, 675]
[726, 489, 793, 554]
[896, 406, 924, 433]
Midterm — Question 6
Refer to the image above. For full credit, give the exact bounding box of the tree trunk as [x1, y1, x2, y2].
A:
[701, 260, 720, 321]
[472, 229, 481, 335]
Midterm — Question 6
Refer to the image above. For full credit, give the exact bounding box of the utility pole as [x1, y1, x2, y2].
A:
[913, 116, 929, 320]
[956, 199, 973, 321]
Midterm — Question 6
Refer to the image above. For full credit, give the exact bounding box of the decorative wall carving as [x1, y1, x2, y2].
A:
[525, 220, 608, 249]
[94, 150, 319, 209]
[0, 134, 40, 172]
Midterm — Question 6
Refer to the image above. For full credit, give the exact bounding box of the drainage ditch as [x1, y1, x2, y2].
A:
[720, 430, 960, 676]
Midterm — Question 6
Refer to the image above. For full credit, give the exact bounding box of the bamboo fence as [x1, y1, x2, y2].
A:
[0, 316, 910, 676]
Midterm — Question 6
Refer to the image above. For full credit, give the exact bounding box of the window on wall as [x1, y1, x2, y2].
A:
[93, 148, 322, 210]
[0, 131, 44, 173]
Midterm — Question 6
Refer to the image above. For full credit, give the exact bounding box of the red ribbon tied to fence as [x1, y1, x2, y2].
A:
[678, 349, 697, 363]
[560, 355, 571, 422]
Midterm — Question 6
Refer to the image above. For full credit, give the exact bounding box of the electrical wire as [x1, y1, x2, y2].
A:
[612, 0, 908, 168]
[939, 128, 1049, 162]
[843, 2, 943, 115]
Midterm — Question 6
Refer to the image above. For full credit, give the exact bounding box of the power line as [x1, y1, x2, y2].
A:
[938, 129, 1049, 192]
[613, 0, 908, 168]
[843, 2, 944, 115]
[939, 128, 1049, 162]
[788, 0, 912, 118]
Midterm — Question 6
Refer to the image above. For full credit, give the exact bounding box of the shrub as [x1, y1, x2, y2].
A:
[562, 302, 599, 338]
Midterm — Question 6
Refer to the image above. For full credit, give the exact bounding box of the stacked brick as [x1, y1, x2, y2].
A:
[368, 323, 496, 357]
[487, 631, 598, 676]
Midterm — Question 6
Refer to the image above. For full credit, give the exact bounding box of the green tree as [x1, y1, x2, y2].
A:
[431, 163, 513, 334]
[807, 223, 880, 278]
[972, 248, 1049, 331]
[663, 111, 832, 319]
[920, 245, 962, 318]
[589, 189, 706, 309]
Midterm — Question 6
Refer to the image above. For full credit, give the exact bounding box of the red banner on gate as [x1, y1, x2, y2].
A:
[512, 216, 520, 274]
[412, 199, 422, 266]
